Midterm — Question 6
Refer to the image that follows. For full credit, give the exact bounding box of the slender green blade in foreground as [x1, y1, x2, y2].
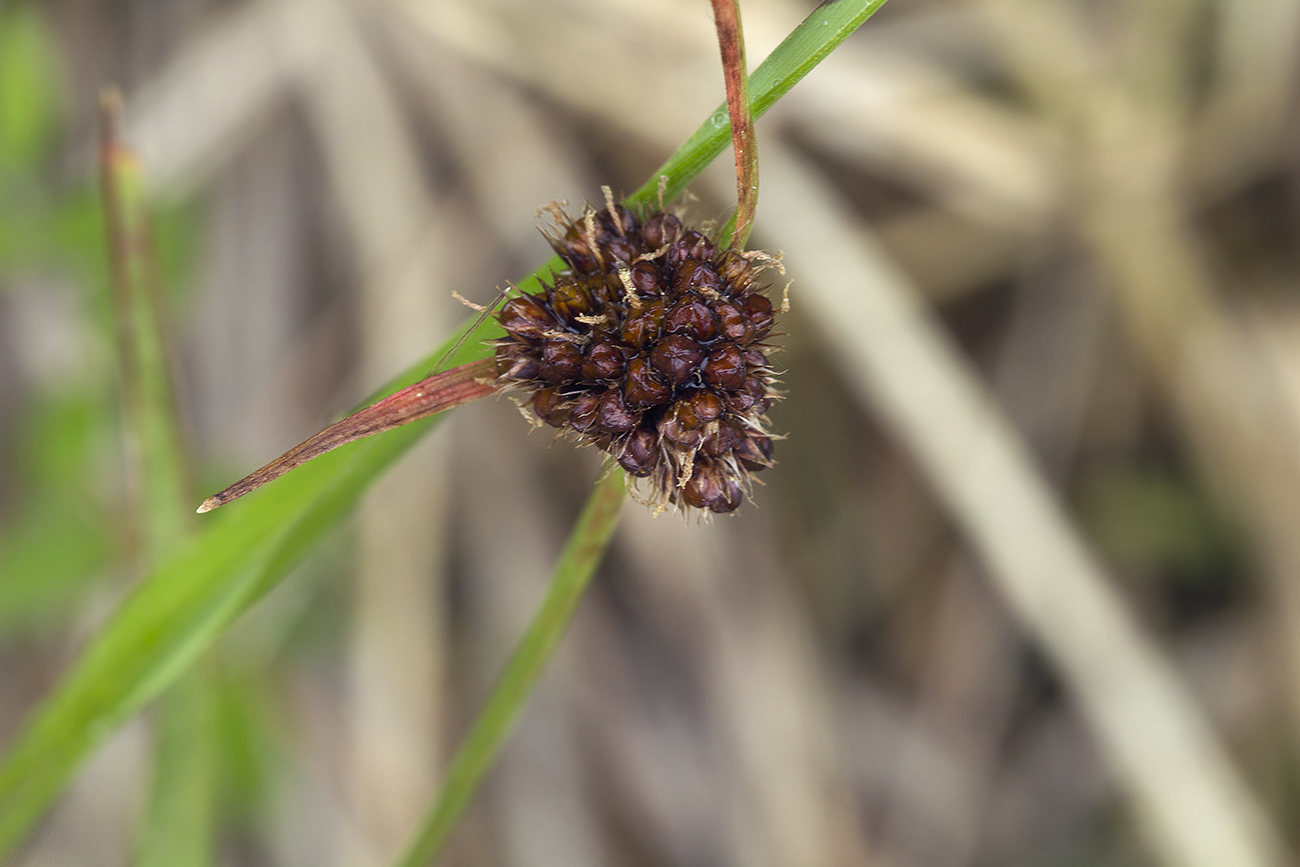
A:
[135, 673, 217, 867]
[396, 470, 626, 867]
[0, 0, 887, 855]
[0, 326, 483, 856]
[101, 94, 220, 867]
[627, 0, 889, 211]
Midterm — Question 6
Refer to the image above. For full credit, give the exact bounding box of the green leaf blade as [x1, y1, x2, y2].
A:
[395, 470, 626, 867]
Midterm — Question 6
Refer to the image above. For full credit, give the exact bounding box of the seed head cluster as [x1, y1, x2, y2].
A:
[493, 199, 781, 514]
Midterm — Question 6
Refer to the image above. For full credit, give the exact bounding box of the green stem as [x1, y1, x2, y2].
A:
[101, 89, 218, 867]
[395, 470, 626, 867]
[99, 87, 194, 563]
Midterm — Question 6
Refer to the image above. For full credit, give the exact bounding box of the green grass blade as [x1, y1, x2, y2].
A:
[0, 275, 522, 856]
[627, 0, 889, 210]
[0, 347, 451, 856]
[100, 89, 192, 564]
[0, 0, 888, 854]
[134, 674, 217, 867]
[395, 470, 626, 867]
[100, 95, 220, 867]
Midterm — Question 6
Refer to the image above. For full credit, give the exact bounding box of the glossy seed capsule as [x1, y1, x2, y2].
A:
[620, 299, 666, 350]
[629, 261, 662, 297]
[673, 260, 724, 296]
[665, 298, 718, 342]
[618, 426, 660, 476]
[498, 295, 556, 340]
[681, 459, 743, 513]
[539, 340, 582, 383]
[531, 387, 571, 427]
[649, 335, 704, 386]
[597, 389, 639, 433]
[582, 340, 626, 382]
[714, 301, 749, 343]
[640, 212, 682, 249]
[702, 343, 745, 390]
[623, 357, 672, 407]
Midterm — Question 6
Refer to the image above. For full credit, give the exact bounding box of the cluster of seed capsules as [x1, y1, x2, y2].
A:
[493, 200, 781, 514]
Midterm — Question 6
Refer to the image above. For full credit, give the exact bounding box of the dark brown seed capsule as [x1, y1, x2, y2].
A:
[702, 417, 745, 457]
[742, 294, 774, 340]
[582, 340, 626, 382]
[606, 237, 638, 265]
[649, 335, 704, 386]
[665, 298, 718, 342]
[726, 389, 759, 414]
[620, 299, 665, 350]
[532, 387, 571, 427]
[499, 295, 556, 340]
[540, 340, 582, 383]
[559, 224, 601, 270]
[618, 426, 660, 476]
[550, 281, 595, 324]
[668, 231, 714, 268]
[681, 459, 744, 513]
[674, 260, 723, 296]
[623, 357, 672, 407]
[702, 343, 745, 391]
[641, 212, 681, 249]
[677, 390, 722, 427]
[494, 200, 780, 514]
[744, 374, 770, 402]
[715, 301, 749, 343]
[597, 390, 639, 433]
[658, 403, 704, 448]
[569, 393, 602, 433]
[629, 261, 662, 296]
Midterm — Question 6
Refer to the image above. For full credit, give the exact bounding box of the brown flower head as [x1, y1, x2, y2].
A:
[494, 196, 782, 514]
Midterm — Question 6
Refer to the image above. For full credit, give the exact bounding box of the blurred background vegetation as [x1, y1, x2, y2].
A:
[2, 0, 1300, 865]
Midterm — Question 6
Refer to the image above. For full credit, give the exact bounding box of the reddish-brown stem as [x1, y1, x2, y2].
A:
[711, 0, 757, 250]
[197, 358, 500, 513]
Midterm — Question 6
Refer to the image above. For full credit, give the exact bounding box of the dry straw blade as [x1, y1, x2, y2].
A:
[760, 146, 1287, 867]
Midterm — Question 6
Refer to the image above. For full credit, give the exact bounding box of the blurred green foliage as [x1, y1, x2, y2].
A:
[0, 6, 199, 636]
[0, 5, 61, 173]
[0, 6, 112, 635]
[1077, 465, 1238, 590]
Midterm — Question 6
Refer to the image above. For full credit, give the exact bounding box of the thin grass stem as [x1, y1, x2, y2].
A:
[394, 470, 626, 867]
